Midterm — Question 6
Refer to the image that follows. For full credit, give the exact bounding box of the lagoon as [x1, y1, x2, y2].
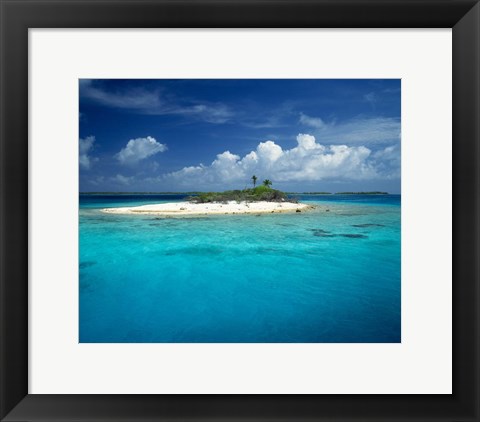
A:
[79, 194, 401, 343]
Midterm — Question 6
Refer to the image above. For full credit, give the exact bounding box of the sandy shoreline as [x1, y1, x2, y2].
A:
[101, 200, 314, 216]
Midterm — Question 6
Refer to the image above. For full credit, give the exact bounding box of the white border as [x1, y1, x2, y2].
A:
[29, 29, 452, 394]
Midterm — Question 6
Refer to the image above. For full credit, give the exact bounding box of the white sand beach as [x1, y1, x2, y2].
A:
[102, 201, 314, 216]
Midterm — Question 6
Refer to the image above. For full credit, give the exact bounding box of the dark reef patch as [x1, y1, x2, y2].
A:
[310, 229, 335, 237]
[310, 228, 331, 234]
[339, 234, 369, 239]
[310, 228, 368, 239]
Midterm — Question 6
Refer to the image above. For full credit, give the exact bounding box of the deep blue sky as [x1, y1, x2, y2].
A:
[79, 79, 401, 193]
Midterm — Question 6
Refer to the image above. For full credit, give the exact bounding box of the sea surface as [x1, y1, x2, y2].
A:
[79, 194, 401, 343]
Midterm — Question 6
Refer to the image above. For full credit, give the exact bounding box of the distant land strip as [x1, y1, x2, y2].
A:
[334, 191, 389, 195]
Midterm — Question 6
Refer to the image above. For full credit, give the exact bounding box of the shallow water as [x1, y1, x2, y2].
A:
[79, 194, 401, 343]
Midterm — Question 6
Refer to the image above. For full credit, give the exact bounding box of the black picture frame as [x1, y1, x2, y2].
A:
[1, 1, 479, 421]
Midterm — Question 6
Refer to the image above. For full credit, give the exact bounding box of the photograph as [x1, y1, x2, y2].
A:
[79, 79, 401, 343]
[3, 0, 479, 419]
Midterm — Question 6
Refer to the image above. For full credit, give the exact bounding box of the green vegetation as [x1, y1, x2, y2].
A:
[335, 191, 389, 195]
[188, 185, 291, 204]
[188, 176, 292, 204]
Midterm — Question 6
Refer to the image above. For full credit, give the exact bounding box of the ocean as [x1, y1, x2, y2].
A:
[79, 194, 401, 343]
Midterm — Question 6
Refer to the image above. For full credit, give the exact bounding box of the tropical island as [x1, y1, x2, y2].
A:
[102, 177, 314, 216]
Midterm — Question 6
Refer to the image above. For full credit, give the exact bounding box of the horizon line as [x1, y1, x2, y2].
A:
[79, 191, 396, 195]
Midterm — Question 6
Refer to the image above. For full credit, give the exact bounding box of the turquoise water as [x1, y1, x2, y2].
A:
[79, 194, 401, 343]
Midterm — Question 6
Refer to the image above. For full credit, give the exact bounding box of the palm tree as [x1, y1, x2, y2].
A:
[263, 179, 272, 188]
[252, 175, 258, 188]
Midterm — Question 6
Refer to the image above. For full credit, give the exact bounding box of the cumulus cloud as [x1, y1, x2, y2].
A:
[79, 135, 96, 169]
[115, 136, 167, 165]
[165, 134, 383, 190]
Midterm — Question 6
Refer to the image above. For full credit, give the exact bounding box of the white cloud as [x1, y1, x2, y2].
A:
[299, 113, 325, 129]
[180, 104, 232, 124]
[165, 133, 382, 190]
[371, 144, 401, 179]
[299, 114, 400, 146]
[111, 174, 134, 186]
[115, 136, 167, 165]
[80, 80, 162, 110]
[80, 80, 232, 123]
[364, 92, 377, 104]
[79, 135, 96, 169]
[383, 87, 401, 94]
[87, 176, 105, 186]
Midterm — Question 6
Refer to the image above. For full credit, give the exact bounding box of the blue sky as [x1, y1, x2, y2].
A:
[79, 79, 401, 193]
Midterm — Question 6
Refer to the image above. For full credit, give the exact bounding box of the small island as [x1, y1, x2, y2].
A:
[102, 177, 314, 216]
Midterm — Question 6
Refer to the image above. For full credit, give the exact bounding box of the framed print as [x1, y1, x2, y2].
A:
[1, 1, 479, 421]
